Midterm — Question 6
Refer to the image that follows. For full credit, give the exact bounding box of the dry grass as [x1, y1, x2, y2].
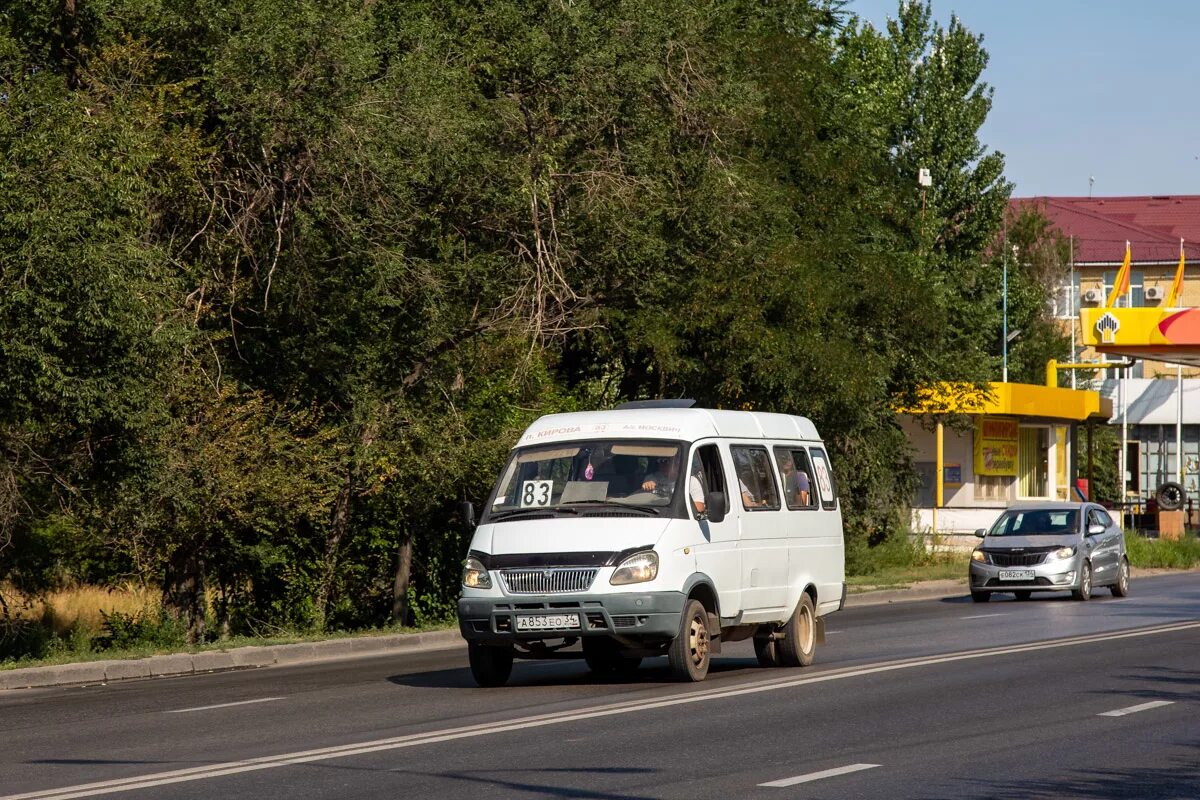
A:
[2, 583, 159, 636]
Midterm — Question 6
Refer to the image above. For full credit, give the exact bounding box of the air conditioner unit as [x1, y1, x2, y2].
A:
[1082, 288, 1102, 304]
[1145, 286, 1165, 301]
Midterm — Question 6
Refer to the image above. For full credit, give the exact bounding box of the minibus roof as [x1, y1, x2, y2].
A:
[516, 408, 821, 448]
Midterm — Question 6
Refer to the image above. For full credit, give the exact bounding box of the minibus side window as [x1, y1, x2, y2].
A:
[690, 444, 729, 518]
[730, 446, 780, 511]
[808, 448, 838, 510]
[773, 447, 816, 510]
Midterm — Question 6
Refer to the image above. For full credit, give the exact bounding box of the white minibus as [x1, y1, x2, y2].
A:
[457, 401, 846, 685]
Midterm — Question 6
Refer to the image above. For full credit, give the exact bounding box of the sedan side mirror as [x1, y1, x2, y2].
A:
[706, 491, 726, 524]
[1087, 523, 1105, 536]
[974, 528, 987, 539]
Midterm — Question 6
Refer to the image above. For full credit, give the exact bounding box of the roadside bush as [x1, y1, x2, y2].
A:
[1124, 532, 1200, 569]
[96, 609, 188, 651]
[846, 531, 940, 577]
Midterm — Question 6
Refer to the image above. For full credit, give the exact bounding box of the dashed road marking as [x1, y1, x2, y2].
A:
[759, 763, 880, 787]
[1098, 700, 1174, 717]
[166, 697, 285, 714]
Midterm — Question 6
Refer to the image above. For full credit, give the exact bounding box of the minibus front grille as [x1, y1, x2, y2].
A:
[498, 567, 598, 594]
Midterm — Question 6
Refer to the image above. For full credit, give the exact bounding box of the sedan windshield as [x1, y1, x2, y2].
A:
[989, 509, 1079, 536]
[484, 440, 684, 521]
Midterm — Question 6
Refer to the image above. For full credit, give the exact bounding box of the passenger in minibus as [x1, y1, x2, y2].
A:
[688, 460, 706, 515]
[780, 456, 811, 506]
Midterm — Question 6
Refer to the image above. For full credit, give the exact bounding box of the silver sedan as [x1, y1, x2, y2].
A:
[968, 501, 1130, 602]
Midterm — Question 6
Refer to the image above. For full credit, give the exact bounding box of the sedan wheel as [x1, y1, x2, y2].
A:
[1072, 561, 1093, 601]
[1111, 558, 1131, 597]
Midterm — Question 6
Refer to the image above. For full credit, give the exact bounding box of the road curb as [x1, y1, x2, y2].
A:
[0, 629, 464, 691]
[846, 580, 968, 607]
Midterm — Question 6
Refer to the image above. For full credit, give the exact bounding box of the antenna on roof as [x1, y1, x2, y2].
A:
[615, 399, 697, 410]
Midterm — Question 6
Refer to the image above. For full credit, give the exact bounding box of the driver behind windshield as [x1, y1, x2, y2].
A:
[640, 456, 679, 495]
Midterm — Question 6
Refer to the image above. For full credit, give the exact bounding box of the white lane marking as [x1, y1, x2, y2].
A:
[1098, 700, 1174, 717]
[960, 613, 1003, 619]
[6, 619, 1199, 800]
[165, 697, 285, 714]
[759, 763, 880, 787]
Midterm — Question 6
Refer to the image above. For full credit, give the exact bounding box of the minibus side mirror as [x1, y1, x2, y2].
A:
[459, 501, 476, 530]
[706, 492, 726, 524]
[974, 528, 987, 539]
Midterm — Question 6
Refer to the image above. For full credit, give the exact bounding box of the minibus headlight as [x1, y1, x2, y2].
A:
[610, 551, 659, 585]
[462, 556, 492, 589]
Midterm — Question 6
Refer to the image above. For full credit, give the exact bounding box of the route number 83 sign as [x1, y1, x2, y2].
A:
[520, 480, 553, 507]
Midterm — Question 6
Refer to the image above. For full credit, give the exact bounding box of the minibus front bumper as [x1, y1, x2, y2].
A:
[458, 591, 685, 643]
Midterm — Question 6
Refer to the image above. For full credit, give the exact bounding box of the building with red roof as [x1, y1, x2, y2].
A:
[1010, 196, 1200, 511]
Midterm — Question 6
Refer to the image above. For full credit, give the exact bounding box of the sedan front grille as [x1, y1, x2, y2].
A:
[498, 567, 598, 595]
[987, 552, 1048, 567]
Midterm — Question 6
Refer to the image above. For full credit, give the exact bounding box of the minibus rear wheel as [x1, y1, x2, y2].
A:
[468, 642, 514, 687]
[776, 593, 816, 668]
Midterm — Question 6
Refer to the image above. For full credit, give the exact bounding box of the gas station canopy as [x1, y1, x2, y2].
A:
[1081, 307, 1200, 368]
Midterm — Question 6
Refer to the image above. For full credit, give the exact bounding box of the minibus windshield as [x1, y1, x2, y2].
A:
[484, 440, 685, 521]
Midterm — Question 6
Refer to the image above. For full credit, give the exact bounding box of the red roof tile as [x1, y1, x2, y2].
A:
[1011, 196, 1200, 265]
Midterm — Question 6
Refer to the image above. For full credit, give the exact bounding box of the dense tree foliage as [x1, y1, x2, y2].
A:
[0, 1, 1060, 644]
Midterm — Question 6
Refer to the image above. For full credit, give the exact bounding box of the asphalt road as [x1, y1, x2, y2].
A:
[3, 573, 1198, 800]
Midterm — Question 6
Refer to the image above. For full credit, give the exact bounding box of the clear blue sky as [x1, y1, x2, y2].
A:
[847, 0, 1200, 198]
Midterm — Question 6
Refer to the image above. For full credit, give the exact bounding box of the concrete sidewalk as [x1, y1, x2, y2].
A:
[4, 568, 1184, 691]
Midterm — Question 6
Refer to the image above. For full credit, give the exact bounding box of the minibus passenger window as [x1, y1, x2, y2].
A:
[808, 448, 838, 510]
[730, 446, 780, 511]
[774, 447, 816, 510]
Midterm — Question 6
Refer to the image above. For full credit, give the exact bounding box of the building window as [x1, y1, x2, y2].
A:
[1103, 269, 1144, 307]
[974, 474, 1011, 502]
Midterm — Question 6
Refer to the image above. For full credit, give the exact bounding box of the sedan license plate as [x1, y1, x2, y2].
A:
[515, 613, 581, 631]
[998, 569, 1035, 581]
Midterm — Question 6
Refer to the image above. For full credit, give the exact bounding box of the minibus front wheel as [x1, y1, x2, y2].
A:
[668, 599, 712, 681]
[468, 642, 514, 687]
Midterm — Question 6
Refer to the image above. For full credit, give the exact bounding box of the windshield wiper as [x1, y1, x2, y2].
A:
[562, 500, 660, 516]
[488, 507, 579, 521]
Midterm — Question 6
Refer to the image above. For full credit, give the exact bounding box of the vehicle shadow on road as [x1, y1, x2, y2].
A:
[387, 657, 764, 690]
[308, 762, 661, 800]
[1099, 664, 1200, 703]
[926, 751, 1200, 800]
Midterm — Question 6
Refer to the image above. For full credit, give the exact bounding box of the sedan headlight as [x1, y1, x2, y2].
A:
[971, 549, 986, 563]
[1050, 546, 1077, 560]
[610, 551, 659, 585]
[462, 556, 492, 589]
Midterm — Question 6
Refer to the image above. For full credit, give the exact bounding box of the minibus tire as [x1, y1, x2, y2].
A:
[753, 633, 779, 668]
[468, 642, 514, 687]
[668, 599, 711, 681]
[776, 594, 816, 668]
